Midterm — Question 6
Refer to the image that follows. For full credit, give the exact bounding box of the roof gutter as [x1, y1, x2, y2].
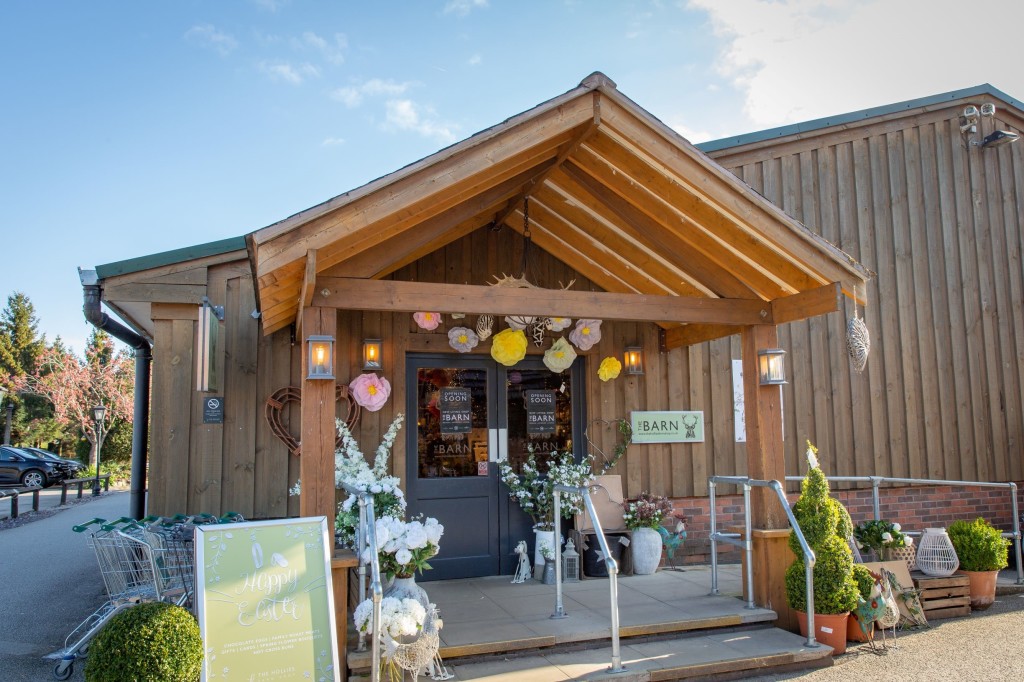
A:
[79, 268, 150, 520]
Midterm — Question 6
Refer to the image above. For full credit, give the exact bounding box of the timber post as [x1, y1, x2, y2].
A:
[740, 324, 794, 625]
[300, 306, 338, 534]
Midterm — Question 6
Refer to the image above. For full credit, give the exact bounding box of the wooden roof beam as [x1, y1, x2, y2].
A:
[295, 249, 317, 339]
[489, 92, 603, 230]
[662, 324, 740, 350]
[313, 277, 772, 326]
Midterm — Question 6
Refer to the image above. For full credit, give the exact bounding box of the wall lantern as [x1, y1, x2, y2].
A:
[624, 346, 644, 375]
[362, 338, 382, 371]
[757, 349, 787, 386]
[306, 335, 336, 380]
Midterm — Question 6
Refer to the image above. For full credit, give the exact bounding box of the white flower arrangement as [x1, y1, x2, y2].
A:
[498, 449, 593, 531]
[367, 515, 445, 579]
[353, 596, 426, 638]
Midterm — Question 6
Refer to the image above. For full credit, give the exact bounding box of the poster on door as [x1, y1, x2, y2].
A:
[439, 387, 472, 434]
[195, 517, 339, 681]
[525, 390, 557, 434]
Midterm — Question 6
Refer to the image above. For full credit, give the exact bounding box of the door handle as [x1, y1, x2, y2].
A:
[497, 428, 508, 462]
[488, 429, 498, 462]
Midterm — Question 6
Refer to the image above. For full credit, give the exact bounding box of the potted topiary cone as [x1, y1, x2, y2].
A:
[784, 442, 859, 654]
[948, 517, 1010, 610]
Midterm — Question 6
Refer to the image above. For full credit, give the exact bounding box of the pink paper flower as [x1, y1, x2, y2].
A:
[413, 312, 441, 330]
[569, 319, 603, 351]
[350, 373, 391, 412]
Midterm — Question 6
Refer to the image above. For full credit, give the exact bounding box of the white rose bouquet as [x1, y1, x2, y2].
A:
[369, 515, 445, 579]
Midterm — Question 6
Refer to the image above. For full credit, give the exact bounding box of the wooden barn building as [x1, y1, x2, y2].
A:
[84, 74, 1024, 610]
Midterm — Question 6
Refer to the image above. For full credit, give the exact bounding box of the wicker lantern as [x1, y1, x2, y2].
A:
[562, 537, 580, 583]
[915, 527, 960, 577]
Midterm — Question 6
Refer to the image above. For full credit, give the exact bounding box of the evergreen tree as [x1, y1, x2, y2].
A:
[0, 292, 47, 379]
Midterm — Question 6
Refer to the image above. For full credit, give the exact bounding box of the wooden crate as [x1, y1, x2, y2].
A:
[911, 572, 971, 620]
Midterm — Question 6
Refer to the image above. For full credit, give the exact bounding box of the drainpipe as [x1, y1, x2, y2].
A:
[79, 268, 151, 521]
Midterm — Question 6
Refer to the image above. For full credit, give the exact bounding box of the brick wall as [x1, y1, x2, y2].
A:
[663, 482, 1021, 566]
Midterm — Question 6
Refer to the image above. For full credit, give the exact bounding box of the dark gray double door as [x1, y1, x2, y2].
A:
[405, 354, 581, 581]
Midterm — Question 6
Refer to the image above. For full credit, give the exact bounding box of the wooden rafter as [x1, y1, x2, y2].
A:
[295, 249, 317, 339]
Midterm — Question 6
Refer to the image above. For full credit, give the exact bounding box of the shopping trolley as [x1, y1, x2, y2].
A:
[52, 512, 242, 680]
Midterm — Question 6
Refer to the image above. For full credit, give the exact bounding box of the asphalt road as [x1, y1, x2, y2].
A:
[0, 491, 128, 681]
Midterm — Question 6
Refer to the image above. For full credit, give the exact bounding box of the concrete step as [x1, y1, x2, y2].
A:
[349, 626, 832, 681]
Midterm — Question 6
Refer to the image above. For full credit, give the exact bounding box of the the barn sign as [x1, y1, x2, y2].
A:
[630, 411, 704, 444]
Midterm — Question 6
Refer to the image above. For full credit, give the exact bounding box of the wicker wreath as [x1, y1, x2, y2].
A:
[264, 385, 360, 456]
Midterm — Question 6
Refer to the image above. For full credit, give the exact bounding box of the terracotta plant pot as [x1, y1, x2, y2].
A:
[795, 610, 850, 655]
[847, 612, 874, 643]
[960, 569, 999, 610]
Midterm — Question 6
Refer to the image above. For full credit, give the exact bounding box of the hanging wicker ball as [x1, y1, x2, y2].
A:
[846, 316, 870, 373]
[915, 528, 960, 577]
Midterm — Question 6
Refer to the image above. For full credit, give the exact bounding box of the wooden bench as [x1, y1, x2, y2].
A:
[910, 571, 971, 620]
[0, 487, 41, 518]
[59, 475, 111, 504]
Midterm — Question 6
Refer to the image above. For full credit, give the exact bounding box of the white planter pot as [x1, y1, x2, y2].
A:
[534, 529, 555, 568]
[631, 527, 663, 575]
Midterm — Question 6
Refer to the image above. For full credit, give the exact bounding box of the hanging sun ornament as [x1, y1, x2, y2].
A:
[349, 373, 391, 412]
[530, 319, 547, 347]
[475, 314, 494, 340]
[413, 312, 442, 330]
[546, 317, 571, 332]
[569, 319, 602, 351]
[447, 327, 479, 353]
[490, 328, 528, 366]
[846, 285, 870, 373]
[598, 356, 622, 382]
[543, 337, 577, 373]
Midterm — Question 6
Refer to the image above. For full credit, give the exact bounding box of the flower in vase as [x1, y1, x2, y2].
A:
[350, 373, 391, 411]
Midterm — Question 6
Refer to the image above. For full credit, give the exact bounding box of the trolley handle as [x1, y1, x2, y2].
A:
[72, 518, 107, 533]
[100, 517, 140, 532]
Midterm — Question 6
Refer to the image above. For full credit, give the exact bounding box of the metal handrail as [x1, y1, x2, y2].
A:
[340, 483, 383, 682]
[784, 474, 1024, 585]
[709, 476, 819, 648]
[553, 483, 626, 674]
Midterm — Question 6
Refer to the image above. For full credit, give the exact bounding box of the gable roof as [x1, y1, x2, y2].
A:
[242, 72, 870, 335]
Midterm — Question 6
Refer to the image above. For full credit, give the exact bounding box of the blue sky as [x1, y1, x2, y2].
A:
[2, 0, 1022, 355]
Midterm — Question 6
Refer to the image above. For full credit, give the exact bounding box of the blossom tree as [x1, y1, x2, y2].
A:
[15, 330, 134, 466]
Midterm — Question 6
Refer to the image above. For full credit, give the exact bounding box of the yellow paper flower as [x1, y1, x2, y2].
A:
[490, 328, 528, 366]
[543, 337, 577, 373]
[598, 356, 622, 382]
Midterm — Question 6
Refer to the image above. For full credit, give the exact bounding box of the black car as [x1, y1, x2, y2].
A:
[22, 447, 87, 478]
[0, 446, 65, 488]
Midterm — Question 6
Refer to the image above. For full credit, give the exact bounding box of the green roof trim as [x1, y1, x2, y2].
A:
[95, 236, 247, 279]
[697, 83, 1023, 153]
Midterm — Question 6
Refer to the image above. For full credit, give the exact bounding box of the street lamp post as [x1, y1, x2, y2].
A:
[92, 404, 106, 496]
[0, 386, 11, 446]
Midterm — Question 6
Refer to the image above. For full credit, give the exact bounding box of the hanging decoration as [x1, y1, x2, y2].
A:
[546, 317, 571, 332]
[569, 319, 603, 351]
[264, 384, 361, 456]
[447, 327, 479, 353]
[504, 314, 535, 330]
[350, 373, 392, 412]
[475, 314, 494, 340]
[543, 337, 577, 374]
[414, 312, 442, 330]
[490, 328, 528, 366]
[598, 356, 622, 382]
[530, 319, 547, 347]
[846, 284, 870, 373]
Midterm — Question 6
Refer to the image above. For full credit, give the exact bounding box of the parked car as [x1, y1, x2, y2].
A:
[0, 446, 65, 488]
[21, 447, 87, 478]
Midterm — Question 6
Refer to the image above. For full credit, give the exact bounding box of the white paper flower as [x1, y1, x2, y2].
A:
[447, 326, 480, 353]
[543, 337, 577, 373]
[569, 319, 602, 351]
[546, 317, 571, 332]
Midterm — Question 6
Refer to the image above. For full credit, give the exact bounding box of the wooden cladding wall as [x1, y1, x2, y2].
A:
[148, 261, 301, 518]
[708, 112, 1024, 487]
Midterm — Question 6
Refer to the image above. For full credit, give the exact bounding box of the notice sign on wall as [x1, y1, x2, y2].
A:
[630, 411, 705, 444]
[440, 387, 472, 434]
[196, 517, 340, 682]
[203, 397, 224, 424]
[525, 390, 557, 434]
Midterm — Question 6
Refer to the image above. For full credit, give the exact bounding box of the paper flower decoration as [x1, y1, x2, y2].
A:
[569, 319, 603, 351]
[413, 312, 441, 330]
[543, 337, 577, 373]
[350, 373, 391, 412]
[447, 326, 479, 353]
[547, 317, 571, 332]
[598, 356, 622, 382]
[490, 328, 528, 366]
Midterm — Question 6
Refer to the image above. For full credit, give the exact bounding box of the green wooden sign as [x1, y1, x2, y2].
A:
[196, 517, 340, 682]
[630, 411, 705, 443]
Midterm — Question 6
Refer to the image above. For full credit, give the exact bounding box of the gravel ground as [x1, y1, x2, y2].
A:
[749, 593, 1024, 681]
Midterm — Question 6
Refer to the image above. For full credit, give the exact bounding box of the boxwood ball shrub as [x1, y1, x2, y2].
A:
[85, 602, 203, 682]
[948, 517, 1010, 572]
